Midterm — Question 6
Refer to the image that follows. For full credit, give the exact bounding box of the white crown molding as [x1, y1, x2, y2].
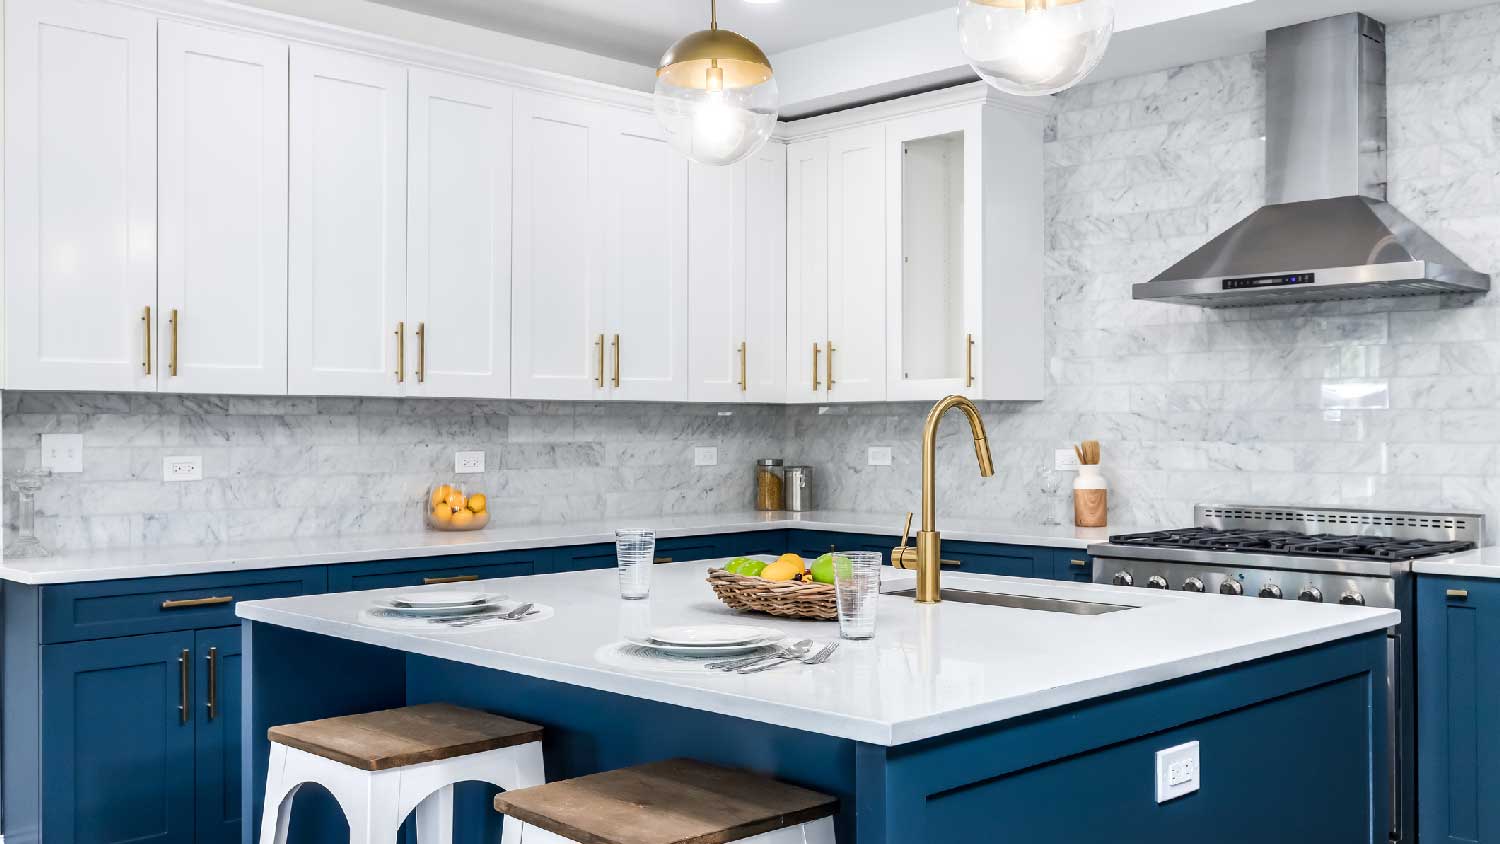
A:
[774, 81, 1052, 142]
[105, 0, 656, 111]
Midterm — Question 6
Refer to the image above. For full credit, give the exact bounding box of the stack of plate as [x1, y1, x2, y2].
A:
[625, 624, 782, 657]
[371, 590, 507, 621]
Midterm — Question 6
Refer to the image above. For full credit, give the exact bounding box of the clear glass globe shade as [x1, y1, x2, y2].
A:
[653, 74, 778, 166]
[958, 0, 1115, 97]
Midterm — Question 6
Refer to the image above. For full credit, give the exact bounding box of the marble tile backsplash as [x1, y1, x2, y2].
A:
[8, 5, 1500, 553]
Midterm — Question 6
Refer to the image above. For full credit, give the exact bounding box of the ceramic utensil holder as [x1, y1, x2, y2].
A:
[1073, 464, 1108, 528]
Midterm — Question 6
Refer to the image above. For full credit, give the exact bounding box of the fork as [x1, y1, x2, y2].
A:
[802, 642, 839, 665]
[444, 602, 535, 628]
[739, 641, 837, 674]
[706, 639, 811, 671]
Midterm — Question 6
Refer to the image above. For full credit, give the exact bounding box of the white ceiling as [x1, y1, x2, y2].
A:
[366, 0, 959, 67]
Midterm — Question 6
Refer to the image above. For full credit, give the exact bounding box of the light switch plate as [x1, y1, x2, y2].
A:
[40, 434, 84, 473]
[1055, 448, 1081, 471]
[455, 451, 485, 474]
[867, 446, 893, 467]
[1155, 740, 1200, 803]
[163, 456, 203, 482]
[694, 446, 718, 467]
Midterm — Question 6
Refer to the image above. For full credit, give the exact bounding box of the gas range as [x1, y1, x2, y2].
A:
[1088, 504, 1485, 844]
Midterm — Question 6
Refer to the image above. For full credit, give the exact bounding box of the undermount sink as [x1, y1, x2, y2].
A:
[888, 587, 1137, 616]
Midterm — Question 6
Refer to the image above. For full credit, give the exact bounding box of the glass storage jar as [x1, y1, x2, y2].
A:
[754, 459, 785, 511]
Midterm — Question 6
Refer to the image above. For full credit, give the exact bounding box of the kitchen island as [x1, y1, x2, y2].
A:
[238, 562, 1395, 844]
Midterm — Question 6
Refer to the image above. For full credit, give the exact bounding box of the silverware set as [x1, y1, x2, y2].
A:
[441, 602, 536, 628]
[703, 639, 839, 674]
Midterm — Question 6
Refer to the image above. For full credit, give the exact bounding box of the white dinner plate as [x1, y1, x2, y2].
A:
[375, 596, 504, 618]
[390, 590, 490, 608]
[646, 624, 782, 647]
[622, 635, 780, 658]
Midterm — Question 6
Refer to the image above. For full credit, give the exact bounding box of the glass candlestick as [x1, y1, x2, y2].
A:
[6, 468, 52, 558]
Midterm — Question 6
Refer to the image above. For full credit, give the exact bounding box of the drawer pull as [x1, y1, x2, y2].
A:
[654, 556, 673, 564]
[161, 595, 233, 610]
[178, 649, 190, 725]
[423, 574, 480, 585]
[940, 558, 961, 568]
[1070, 558, 1089, 568]
[205, 647, 219, 721]
[1447, 589, 1470, 600]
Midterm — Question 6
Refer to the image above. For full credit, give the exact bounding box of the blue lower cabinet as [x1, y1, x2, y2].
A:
[944, 540, 1045, 578]
[549, 543, 617, 573]
[653, 535, 727, 564]
[42, 631, 199, 844]
[326, 550, 544, 592]
[785, 530, 896, 561]
[194, 626, 242, 844]
[1054, 549, 1094, 582]
[1418, 576, 1500, 844]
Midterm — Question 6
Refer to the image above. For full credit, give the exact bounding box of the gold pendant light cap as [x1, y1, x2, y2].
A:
[657, 28, 773, 90]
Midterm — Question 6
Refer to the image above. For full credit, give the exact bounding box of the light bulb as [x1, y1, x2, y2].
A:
[958, 0, 1116, 97]
[654, 5, 778, 166]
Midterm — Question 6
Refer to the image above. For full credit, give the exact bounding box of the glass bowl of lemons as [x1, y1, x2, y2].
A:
[426, 483, 490, 531]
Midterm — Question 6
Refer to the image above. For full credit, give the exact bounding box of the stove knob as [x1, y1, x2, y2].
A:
[1111, 572, 1134, 587]
[1219, 580, 1244, 596]
[1259, 584, 1283, 600]
[1146, 575, 1169, 590]
[1181, 577, 1205, 593]
[1298, 586, 1324, 603]
[1339, 592, 1366, 607]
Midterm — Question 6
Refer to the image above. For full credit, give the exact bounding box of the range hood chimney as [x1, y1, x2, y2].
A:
[1133, 14, 1490, 306]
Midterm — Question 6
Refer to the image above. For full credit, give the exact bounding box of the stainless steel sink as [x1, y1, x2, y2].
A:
[888, 587, 1137, 615]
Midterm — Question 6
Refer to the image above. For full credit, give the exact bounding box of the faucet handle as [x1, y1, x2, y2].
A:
[892, 512, 918, 570]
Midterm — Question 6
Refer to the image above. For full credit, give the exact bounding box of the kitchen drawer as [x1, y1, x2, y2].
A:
[1054, 549, 1094, 582]
[40, 567, 328, 644]
[326, 550, 546, 593]
[652, 535, 727, 565]
[717, 529, 787, 558]
[943, 541, 1044, 578]
[549, 543, 616, 573]
[785, 530, 896, 561]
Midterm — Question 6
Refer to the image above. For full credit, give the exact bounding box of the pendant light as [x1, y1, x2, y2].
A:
[958, 0, 1116, 97]
[654, 0, 778, 166]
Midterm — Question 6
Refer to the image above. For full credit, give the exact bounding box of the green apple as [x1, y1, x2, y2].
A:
[811, 553, 846, 584]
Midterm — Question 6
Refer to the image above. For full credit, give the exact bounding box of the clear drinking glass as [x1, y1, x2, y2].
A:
[615, 529, 655, 600]
[833, 552, 882, 640]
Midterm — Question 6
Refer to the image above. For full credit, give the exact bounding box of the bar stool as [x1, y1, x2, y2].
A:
[492, 758, 837, 844]
[259, 703, 545, 844]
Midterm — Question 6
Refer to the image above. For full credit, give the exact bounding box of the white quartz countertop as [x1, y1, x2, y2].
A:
[0, 511, 1122, 585]
[1413, 548, 1500, 580]
[236, 560, 1397, 746]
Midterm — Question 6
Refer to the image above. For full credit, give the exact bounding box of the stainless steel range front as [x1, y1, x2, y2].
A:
[1089, 505, 1485, 844]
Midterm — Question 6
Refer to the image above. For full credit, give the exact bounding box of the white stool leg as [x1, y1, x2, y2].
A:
[259, 744, 302, 844]
[413, 783, 456, 844]
[515, 822, 577, 843]
[345, 768, 403, 844]
[499, 742, 546, 844]
[800, 817, 837, 844]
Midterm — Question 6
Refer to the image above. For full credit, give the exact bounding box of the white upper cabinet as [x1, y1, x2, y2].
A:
[158, 21, 289, 396]
[687, 142, 786, 404]
[785, 138, 830, 404]
[407, 69, 513, 399]
[603, 109, 689, 402]
[287, 45, 408, 397]
[4, 0, 158, 391]
[826, 125, 887, 403]
[511, 92, 609, 400]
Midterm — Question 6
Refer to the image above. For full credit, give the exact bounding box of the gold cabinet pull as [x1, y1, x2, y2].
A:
[1070, 558, 1089, 568]
[142, 305, 153, 374]
[940, 558, 961, 567]
[169, 309, 180, 376]
[653, 556, 673, 564]
[1447, 589, 1470, 600]
[160, 595, 233, 610]
[415, 322, 426, 384]
[738, 341, 747, 391]
[205, 646, 219, 721]
[423, 574, 479, 585]
[812, 343, 821, 391]
[595, 334, 606, 388]
[826, 341, 836, 390]
[611, 333, 621, 387]
[394, 321, 406, 383]
[178, 649, 190, 724]
[965, 333, 975, 388]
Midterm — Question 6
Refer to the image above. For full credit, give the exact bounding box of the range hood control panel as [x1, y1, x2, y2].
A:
[1222, 272, 1315, 290]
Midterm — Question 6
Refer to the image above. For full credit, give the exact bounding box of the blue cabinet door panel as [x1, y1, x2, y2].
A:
[1054, 549, 1093, 582]
[652, 536, 724, 564]
[42, 632, 198, 844]
[1418, 576, 1500, 844]
[943, 540, 1043, 578]
[326, 551, 544, 592]
[194, 627, 242, 844]
[548, 543, 616, 573]
[785, 530, 896, 561]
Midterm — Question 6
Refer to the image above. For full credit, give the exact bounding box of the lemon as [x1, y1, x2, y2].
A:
[445, 490, 467, 511]
[467, 493, 487, 514]
[761, 555, 805, 581]
[430, 505, 453, 525]
[450, 508, 475, 528]
[430, 484, 454, 508]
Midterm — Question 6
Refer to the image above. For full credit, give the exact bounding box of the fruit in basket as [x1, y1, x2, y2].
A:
[761, 554, 805, 581]
[725, 557, 766, 577]
[468, 493, 487, 514]
[431, 505, 453, 525]
[450, 508, 475, 528]
[445, 490, 467, 510]
[811, 553, 846, 585]
[431, 484, 454, 508]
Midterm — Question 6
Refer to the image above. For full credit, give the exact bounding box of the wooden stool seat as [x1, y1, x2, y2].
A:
[268, 702, 543, 771]
[493, 759, 837, 844]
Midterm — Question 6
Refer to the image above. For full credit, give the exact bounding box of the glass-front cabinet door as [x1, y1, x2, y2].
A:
[884, 108, 982, 401]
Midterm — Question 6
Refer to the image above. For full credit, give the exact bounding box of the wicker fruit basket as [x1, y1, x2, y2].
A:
[706, 568, 837, 621]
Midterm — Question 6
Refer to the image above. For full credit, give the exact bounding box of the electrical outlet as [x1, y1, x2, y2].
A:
[1155, 741, 1200, 803]
[1055, 448, 1081, 471]
[162, 456, 203, 482]
[454, 451, 485, 474]
[40, 434, 83, 473]
[867, 446, 893, 467]
[694, 446, 718, 467]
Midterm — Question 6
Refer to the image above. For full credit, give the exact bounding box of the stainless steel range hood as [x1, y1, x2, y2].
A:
[1134, 14, 1490, 307]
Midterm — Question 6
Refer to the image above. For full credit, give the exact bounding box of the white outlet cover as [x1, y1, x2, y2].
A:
[163, 456, 203, 482]
[40, 434, 83, 473]
[867, 446, 893, 467]
[455, 451, 485, 474]
[1155, 741, 1200, 803]
[694, 446, 718, 467]
[1055, 448, 1082, 471]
